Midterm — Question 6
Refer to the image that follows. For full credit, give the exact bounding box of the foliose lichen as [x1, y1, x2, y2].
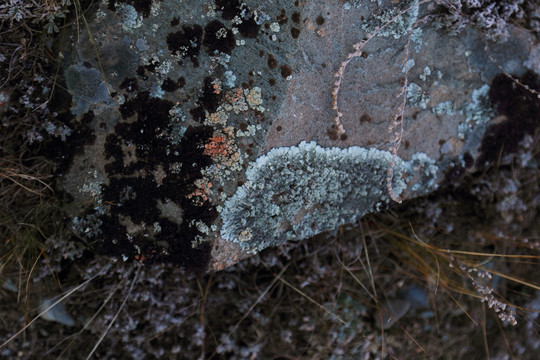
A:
[407, 82, 430, 109]
[64, 64, 114, 118]
[361, 0, 422, 41]
[220, 141, 438, 253]
[458, 84, 493, 139]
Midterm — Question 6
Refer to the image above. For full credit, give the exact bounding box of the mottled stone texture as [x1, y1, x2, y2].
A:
[51, 0, 539, 270]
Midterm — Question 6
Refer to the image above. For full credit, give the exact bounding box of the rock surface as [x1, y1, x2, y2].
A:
[52, 0, 539, 270]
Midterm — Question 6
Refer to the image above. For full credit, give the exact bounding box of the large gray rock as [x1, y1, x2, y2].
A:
[54, 0, 539, 270]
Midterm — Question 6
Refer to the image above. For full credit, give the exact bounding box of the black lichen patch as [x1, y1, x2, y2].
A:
[107, 0, 153, 18]
[316, 15, 325, 25]
[360, 114, 372, 123]
[104, 133, 124, 175]
[167, 24, 203, 67]
[237, 14, 260, 38]
[90, 91, 217, 268]
[29, 83, 96, 175]
[203, 20, 235, 55]
[267, 54, 278, 69]
[177, 77, 186, 89]
[136, 65, 147, 80]
[117, 92, 173, 157]
[277, 9, 288, 25]
[463, 152, 474, 168]
[444, 163, 466, 184]
[476, 71, 540, 167]
[214, 0, 259, 38]
[190, 77, 222, 123]
[119, 77, 139, 93]
[291, 12, 301, 24]
[142, 58, 160, 73]
[161, 77, 179, 92]
[280, 65, 292, 78]
[291, 27, 300, 39]
[215, 0, 242, 21]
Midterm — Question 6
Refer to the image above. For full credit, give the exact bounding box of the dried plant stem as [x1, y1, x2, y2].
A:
[331, 0, 430, 138]
[85, 264, 140, 360]
[0, 263, 112, 349]
[332, 1, 430, 202]
[485, 41, 540, 99]
[386, 24, 414, 203]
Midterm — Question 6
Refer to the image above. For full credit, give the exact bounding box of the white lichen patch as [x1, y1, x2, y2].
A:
[220, 141, 438, 253]
[269, 22, 280, 32]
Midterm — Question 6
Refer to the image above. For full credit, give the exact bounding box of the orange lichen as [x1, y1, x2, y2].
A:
[204, 136, 229, 157]
[187, 179, 213, 205]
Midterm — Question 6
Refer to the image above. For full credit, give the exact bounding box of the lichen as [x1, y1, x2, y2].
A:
[458, 84, 493, 139]
[407, 82, 429, 109]
[220, 141, 438, 253]
[432, 100, 455, 116]
[361, 0, 421, 40]
[64, 64, 114, 118]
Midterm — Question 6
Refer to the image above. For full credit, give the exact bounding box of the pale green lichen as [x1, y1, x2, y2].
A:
[361, 0, 421, 40]
[220, 141, 438, 253]
[117, 4, 141, 31]
[431, 84, 493, 140]
[419, 66, 431, 81]
[402, 59, 415, 73]
[407, 82, 429, 109]
[459, 84, 493, 139]
[65, 64, 113, 118]
[432, 100, 455, 116]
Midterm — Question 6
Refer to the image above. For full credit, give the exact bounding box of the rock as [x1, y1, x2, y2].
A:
[374, 299, 411, 330]
[49, 0, 539, 270]
[39, 299, 75, 327]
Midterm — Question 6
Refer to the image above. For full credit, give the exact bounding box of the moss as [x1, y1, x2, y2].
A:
[220, 141, 438, 253]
